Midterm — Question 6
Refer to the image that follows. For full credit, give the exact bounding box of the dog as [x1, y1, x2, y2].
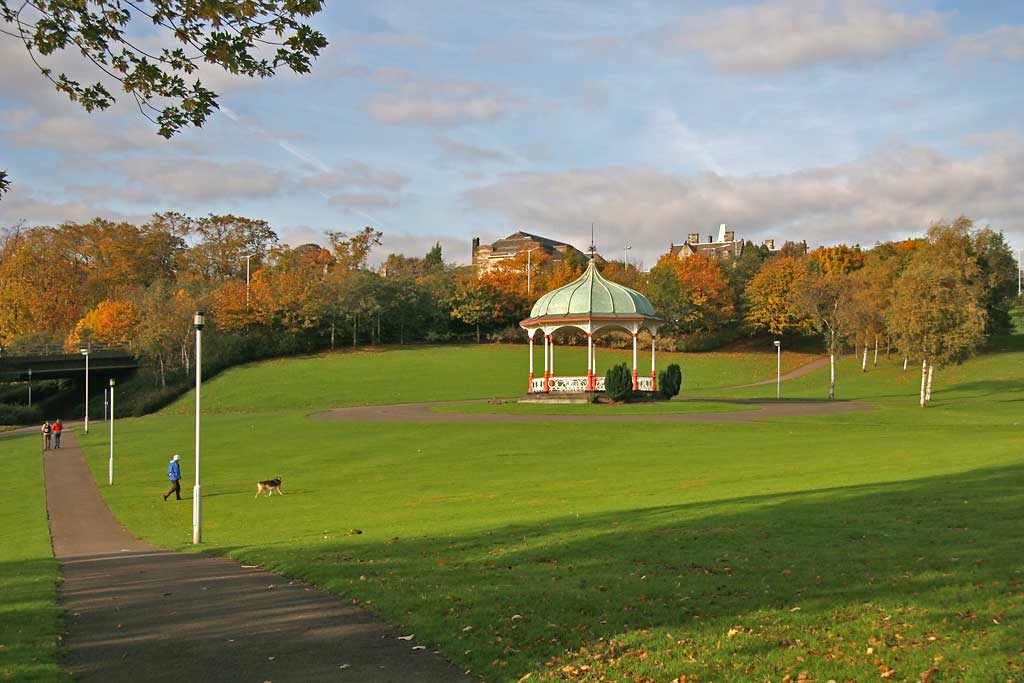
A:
[255, 477, 284, 498]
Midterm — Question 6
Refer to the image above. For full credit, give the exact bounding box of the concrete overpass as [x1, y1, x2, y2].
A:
[0, 349, 139, 382]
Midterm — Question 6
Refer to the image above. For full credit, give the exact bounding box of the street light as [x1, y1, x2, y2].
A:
[774, 340, 782, 400]
[27, 368, 32, 407]
[624, 245, 632, 266]
[80, 348, 90, 434]
[518, 247, 540, 295]
[243, 253, 257, 308]
[108, 378, 115, 486]
[192, 311, 205, 545]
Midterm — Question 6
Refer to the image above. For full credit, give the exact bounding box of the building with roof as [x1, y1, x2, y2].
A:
[472, 231, 590, 274]
[520, 258, 663, 396]
[668, 224, 779, 261]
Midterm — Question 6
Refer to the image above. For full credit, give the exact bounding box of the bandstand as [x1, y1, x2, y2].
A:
[520, 258, 664, 396]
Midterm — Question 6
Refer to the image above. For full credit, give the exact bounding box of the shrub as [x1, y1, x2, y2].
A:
[605, 362, 633, 402]
[658, 363, 682, 399]
[0, 403, 41, 426]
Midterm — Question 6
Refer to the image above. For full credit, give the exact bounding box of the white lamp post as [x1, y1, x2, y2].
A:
[80, 348, 90, 434]
[103, 388, 108, 421]
[192, 311, 205, 545]
[243, 253, 256, 308]
[27, 368, 32, 406]
[774, 340, 782, 400]
[624, 245, 632, 266]
[108, 378, 115, 486]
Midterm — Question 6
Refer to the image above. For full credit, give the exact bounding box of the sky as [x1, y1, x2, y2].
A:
[2, 0, 1023, 268]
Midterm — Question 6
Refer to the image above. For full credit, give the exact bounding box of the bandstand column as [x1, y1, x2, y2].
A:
[651, 334, 657, 392]
[528, 334, 535, 393]
[587, 333, 594, 390]
[543, 334, 550, 392]
[632, 332, 639, 391]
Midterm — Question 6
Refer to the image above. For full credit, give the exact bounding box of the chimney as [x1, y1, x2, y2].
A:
[687, 233, 699, 245]
[724, 230, 735, 242]
[708, 235, 713, 243]
[472, 237, 480, 255]
[717, 223, 727, 242]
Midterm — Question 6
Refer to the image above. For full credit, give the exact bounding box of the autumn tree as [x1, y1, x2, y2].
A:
[744, 256, 812, 336]
[845, 252, 899, 370]
[450, 277, 507, 342]
[66, 300, 138, 349]
[135, 283, 198, 386]
[886, 220, 987, 407]
[183, 215, 279, 282]
[790, 269, 851, 400]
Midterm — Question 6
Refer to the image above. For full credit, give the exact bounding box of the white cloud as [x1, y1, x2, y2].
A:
[949, 25, 1024, 63]
[301, 164, 409, 192]
[366, 74, 514, 126]
[434, 135, 513, 164]
[111, 158, 287, 202]
[464, 139, 1024, 265]
[328, 191, 401, 210]
[659, 0, 946, 72]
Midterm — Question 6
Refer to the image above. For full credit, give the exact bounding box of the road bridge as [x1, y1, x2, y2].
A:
[0, 348, 138, 382]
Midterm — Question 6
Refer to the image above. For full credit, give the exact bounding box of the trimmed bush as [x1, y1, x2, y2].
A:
[658, 363, 682, 399]
[605, 362, 632, 402]
[0, 403, 41, 426]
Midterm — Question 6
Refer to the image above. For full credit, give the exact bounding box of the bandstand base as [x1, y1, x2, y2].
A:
[518, 391, 657, 404]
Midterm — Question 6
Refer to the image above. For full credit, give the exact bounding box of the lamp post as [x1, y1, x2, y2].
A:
[192, 311, 205, 545]
[519, 247, 540, 295]
[243, 253, 256, 308]
[624, 245, 631, 266]
[774, 340, 782, 400]
[108, 378, 115, 486]
[103, 388, 108, 421]
[27, 368, 32, 406]
[80, 348, 90, 434]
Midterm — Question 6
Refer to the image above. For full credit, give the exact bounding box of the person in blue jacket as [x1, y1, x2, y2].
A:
[163, 454, 182, 501]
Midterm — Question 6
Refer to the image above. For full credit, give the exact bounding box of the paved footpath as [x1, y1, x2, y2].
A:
[45, 432, 474, 683]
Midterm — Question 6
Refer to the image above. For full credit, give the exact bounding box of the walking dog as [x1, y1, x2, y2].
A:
[255, 477, 284, 498]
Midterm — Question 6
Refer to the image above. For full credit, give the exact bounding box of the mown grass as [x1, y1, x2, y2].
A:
[75, 342, 1024, 682]
[158, 344, 818, 414]
[0, 433, 67, 682]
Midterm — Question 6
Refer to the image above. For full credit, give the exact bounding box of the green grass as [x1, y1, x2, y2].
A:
[158, 344, 819, 414]
[74, 342, 1024, 682]
[431, 399, 756, 415]
[0, 433, 67, 682]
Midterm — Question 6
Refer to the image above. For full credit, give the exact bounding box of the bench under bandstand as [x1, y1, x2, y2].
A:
[520, 258, 664, 396]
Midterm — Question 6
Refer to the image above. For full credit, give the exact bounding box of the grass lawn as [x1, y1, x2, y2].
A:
[74, 342, 1024, 682]
[431, 399, 757, 416]
[0, 433, 67, 682]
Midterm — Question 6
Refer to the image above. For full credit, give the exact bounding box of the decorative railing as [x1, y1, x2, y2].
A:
[636, 376, 654, 391]
[548, 375, 589, 393]
[530, 377, 546, 392]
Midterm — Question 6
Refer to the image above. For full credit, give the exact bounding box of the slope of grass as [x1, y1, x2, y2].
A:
[431, 399, 755, 415]
[159, 344, 818, 414]
[77, 342, 1024, 682]
[0, 434, 66, 682]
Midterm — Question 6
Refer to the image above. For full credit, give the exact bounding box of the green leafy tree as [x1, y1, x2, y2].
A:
[1, 0, 327, 138]
[450, 278, 502, 342]
[790, 269, 852, 400]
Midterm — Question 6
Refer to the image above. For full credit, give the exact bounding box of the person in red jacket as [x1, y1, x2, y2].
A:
[52, 419, 63, 449]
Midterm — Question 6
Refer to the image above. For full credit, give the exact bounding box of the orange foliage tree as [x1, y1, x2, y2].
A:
[665, 253, 735, 332]
[744, 256, 812, 336]
[66, 300, 139, 349]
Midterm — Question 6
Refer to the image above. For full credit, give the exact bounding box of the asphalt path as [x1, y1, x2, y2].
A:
[44, 432, 474, 683]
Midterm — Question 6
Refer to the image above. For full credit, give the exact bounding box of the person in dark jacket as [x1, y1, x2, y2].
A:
[41, 421, 52, 451]
[163, 454, 182, 501]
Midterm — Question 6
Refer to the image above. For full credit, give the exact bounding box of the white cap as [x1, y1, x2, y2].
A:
[172, 454, 180, 461]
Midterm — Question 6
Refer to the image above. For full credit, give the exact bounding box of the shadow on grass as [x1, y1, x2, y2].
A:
[269, 463, 1024, 681]
[0, 557, 65, 682]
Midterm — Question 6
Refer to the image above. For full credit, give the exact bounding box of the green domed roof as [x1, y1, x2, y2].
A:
[524, 259, 659, 322]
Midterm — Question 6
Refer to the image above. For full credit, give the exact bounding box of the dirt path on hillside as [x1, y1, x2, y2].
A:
[45, 432, 474, 683]
[312, 396, 870, 424]
[723, 356, 830, 389]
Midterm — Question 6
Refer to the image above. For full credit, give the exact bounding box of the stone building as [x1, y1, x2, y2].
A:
[471, 231, 590, 274]
[667, 224, 779, 260]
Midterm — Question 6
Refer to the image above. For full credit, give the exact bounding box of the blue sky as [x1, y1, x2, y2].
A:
[2, 0, 1023, 266]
